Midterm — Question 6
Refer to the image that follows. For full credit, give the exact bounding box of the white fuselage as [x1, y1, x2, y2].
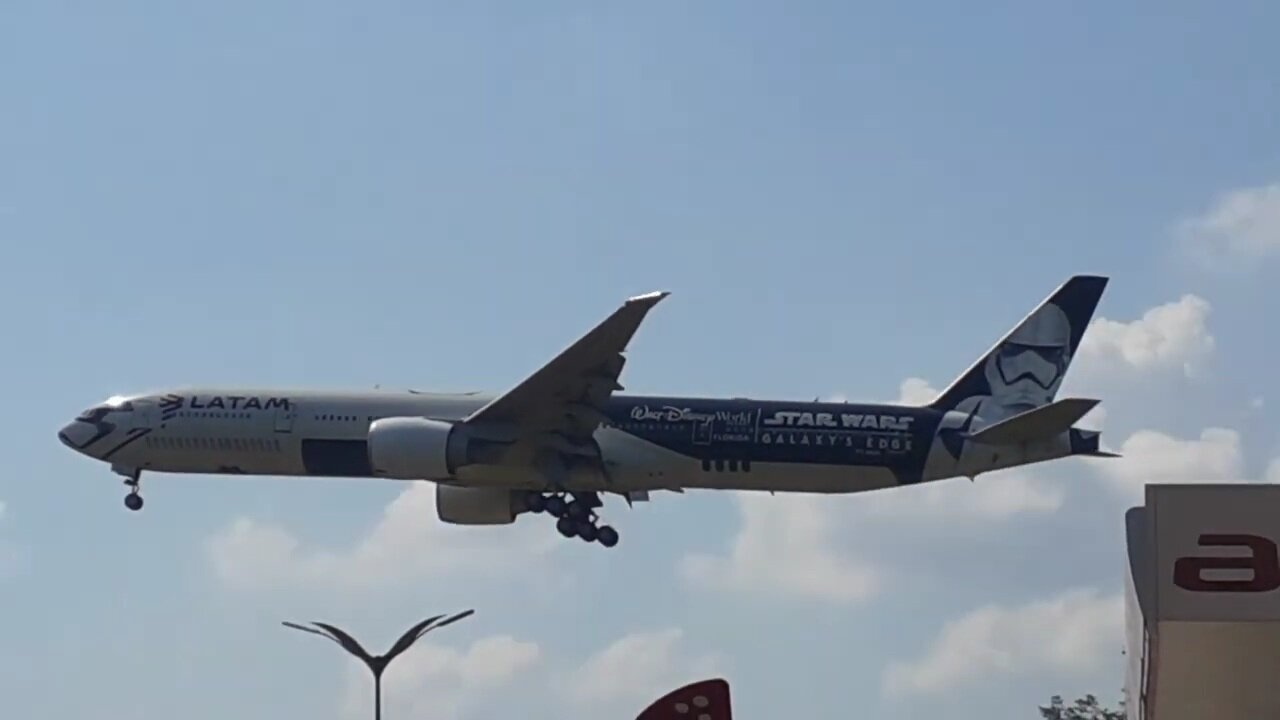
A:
[58, 386, 1083, 496]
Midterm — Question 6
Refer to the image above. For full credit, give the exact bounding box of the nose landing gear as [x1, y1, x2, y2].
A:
[523, 490, 619, 547]
[117, 468, 144, 511]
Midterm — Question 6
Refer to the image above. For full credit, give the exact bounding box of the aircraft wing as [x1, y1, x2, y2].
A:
[463, 290, 670, 453]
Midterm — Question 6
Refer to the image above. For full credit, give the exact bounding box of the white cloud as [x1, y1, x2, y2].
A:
[1177, 181, 1280, 269]
[1266, 457, 1280, 484]
[827, 377, 937, 408]
[854, 469, 1066, 521]
[1077, 294, 1215, 379]
[896, 377, 939, 405]
[680, 463, 1065, 606]
[824, 371, 936, 407]
[206, 482, 559, 592]
[882, 588, 1123, 697]
[680, 493, 881, 604]
[341, 634, 541, 720]
[561, 628, 724, 712]
[1088, 427, 1248, 505]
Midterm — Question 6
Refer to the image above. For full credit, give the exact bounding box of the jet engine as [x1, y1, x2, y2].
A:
[367, 417, 470, 480]
[436, 485, 524, 525]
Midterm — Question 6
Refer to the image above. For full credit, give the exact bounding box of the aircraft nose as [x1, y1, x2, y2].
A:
[58, 419, 96, 453]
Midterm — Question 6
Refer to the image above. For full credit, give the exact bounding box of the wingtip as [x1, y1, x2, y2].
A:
[627, 290, 671, 305]
[1065, 273, 1111, 288]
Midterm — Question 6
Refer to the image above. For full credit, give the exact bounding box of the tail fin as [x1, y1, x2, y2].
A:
[928, 275, 1109, 414]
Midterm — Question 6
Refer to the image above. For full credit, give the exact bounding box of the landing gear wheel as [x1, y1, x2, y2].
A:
[556, 516, 576, 538]
[124, 493, 144, 511]
[545, 496, 567, 517]
[537, 488, 619, 547]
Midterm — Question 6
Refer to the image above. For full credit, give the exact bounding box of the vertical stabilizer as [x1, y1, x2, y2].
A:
[929, 275, 1109, 415]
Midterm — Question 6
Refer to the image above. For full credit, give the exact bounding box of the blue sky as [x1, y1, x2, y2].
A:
[3, 1, 1280, 718]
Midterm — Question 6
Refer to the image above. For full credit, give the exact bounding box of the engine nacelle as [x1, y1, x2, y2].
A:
[436, 485, 523, 525]
[367, 416, 468, 480]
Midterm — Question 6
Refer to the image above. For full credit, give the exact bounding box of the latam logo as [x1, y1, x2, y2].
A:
[159, 394, 183, 421]
[1172, 533, 1280, 593]
[158, 393, 292, 421]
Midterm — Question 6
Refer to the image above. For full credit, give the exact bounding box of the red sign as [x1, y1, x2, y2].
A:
[1172, 533, 1280, 592]
[636, 678, 732, 720]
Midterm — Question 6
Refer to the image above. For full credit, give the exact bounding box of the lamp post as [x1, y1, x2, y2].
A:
[283, 610, 475, 720]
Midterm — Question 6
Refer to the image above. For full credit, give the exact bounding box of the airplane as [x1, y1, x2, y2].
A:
[58, 275, 1117, 549]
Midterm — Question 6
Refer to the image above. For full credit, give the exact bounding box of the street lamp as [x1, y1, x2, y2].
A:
[283, 610, 475, 720]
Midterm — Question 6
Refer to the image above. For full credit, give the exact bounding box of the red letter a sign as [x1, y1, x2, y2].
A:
[1173, 534, 1280, 592]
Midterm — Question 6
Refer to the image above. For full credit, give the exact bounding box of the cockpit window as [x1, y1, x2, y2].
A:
[76, 400, 133, 422]
[76, 406, 109, 422]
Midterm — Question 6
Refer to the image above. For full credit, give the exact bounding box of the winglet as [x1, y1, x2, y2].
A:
[627, 290, 671, 306]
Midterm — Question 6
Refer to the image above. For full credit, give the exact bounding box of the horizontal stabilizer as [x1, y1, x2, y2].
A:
[965, 397, 1101, 446]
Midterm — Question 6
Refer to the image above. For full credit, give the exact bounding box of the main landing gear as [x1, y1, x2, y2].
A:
[521, 490, 619, 548]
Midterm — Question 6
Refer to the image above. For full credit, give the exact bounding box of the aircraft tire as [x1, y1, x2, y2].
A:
[555, 516, 576, 538]
[597, 526, 619, 548]
[124, 493, 144, 511]
[545, 496, 566, 517]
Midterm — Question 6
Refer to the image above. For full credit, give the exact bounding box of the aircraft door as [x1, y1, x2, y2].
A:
[692, 418, 713, 445]
[274, 401, 294, 433]
[133, 401, 156, 430]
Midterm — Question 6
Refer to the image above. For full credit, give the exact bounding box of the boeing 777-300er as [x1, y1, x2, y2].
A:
[58, 275, 1117, 548]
